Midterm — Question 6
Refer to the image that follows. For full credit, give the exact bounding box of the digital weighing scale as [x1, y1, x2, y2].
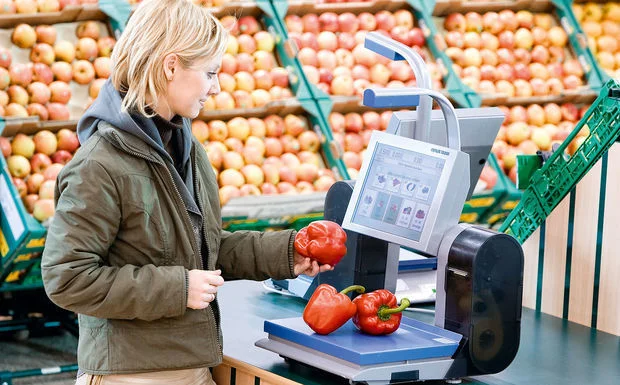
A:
[257, 32, 524, 384]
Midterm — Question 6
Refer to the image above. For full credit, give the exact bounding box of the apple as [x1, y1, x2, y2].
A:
[444, 13, 466, 33]
[511, 79, 532, 98]
[9, 63, 33, 87]
[75, 37, 98, 61]
[58, 0, 78, 9]
[0, 67, 11, 90]
[530, 78, 550, 96]
[97, 36, 116, 57]
[30, 62, 53, 85]
[516, 10, 534, 29]
[36, 0, 59, 12]
[93, 56, 111, 79]
[499, 10, 518, 32]
[5, 103, 28, 117]
[54, 40, 76, 62]
[544, 103, 562, 125]
[482, 11, 503, 34]
[338, 12, 359, 34]
[51, 149, 72, 164]
[51, 61, 72, 82]
[35, 25, 57, 45]
[302, 13, 320, 34]
[0, 90, 7, 106]
[30, 43, 55, 66]
[548, 26, 568, 47]
[238, 16, 260, 35]
[29, 153, 52, 173]
[0, 137, 11, 157]
[72, 60, 95, 84]
[27, 82, 51, 105]
[33, 199, 55, 222]
[0, 47, 11, 68]
[49, 81, 71, 103]
[12, 177, 28, 198]
[7, 155, 31, 178]
[47, 102, 70, 120]
[76, 21, 100, 40]
[237, 34, 256, 54]
[88, 78, 105, 98]
[514, 28, 534, 50]
[0, 0, 16, 13]
[497, 48, 515, 65]
[8, 85, 29, 106]
[26, 172, 45, 194]
[285, 15, 303, 34]
[12, 24, 37, 48]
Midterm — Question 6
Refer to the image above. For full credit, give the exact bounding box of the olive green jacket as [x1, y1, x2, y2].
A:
[41, 122, 296, 374]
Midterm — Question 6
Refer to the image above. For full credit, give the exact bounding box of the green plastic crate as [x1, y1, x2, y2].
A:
[500, 79, 620, 243]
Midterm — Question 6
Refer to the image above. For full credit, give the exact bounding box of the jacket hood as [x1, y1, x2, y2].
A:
[77, 79, 192, 169]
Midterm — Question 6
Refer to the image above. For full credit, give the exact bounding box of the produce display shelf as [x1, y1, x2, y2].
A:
[426, 0, 607, 107]
[500, 79, 620, 243]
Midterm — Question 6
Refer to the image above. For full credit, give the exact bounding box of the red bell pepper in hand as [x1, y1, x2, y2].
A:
[294, 220, 347, 266]
[352, 290, 411, 335]
[303, 284, 366, 335]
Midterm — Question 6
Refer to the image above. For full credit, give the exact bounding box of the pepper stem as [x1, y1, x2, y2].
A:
[377, 298, 411, 320]
[339, 285, 366, 295]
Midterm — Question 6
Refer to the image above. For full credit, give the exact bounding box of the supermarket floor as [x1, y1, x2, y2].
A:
[0, 331, 77, 385]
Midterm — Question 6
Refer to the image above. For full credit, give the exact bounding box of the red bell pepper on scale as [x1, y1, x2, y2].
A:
[294, 220, 347, 266]
[303, 284, 366, 335]
[352, 290, 411, 335]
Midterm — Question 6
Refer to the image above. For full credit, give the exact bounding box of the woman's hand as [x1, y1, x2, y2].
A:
[294, 251, 334, 277]
[187, 269, 225, 309]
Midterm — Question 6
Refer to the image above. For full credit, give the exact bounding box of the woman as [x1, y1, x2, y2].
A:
[41, 1, 333, 384]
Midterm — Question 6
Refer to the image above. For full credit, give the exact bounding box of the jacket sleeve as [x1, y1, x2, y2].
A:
[41, 158, 187, 321]
[217, 229, 296, 281]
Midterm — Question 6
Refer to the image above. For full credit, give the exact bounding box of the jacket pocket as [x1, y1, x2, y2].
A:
[77, 315, 110, 372]
[111, 201, 172, 266]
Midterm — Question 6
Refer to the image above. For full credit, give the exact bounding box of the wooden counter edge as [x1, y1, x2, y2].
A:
[214, 355, 302, 385]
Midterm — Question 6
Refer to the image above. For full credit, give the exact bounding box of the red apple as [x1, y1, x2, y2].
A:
[27, 82, 51, 105]
[35, 25, 57, 45]
[97, 36, 116, 57]
[47, 102, 70, 121]
[51, 61, 72, 82]
[75, 37, 98, 61]
[54, 40, 76, 63]
[76, 20, 100, 40]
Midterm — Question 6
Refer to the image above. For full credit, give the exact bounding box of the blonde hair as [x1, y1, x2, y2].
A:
[111, 0, 228, 116]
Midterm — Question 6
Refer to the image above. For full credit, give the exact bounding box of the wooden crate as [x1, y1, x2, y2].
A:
[521, 142, 620, 336]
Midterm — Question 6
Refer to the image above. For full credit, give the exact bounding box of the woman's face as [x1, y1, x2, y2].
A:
[164, 55, 222, 119]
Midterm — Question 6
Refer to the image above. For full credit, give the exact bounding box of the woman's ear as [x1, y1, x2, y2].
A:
[163, 53, 178, 81]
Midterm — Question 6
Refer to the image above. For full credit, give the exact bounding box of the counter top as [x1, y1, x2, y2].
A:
[218, 280, 620, 385]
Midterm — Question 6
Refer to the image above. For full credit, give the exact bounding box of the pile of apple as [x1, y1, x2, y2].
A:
[203, 15, 292, 112]
[492, 102, 590, 184]
[328, 109, 393, 178]
[284, 9, 444, 97]
[191, 114, 337, 206]
[442, 10, 585, 97]
[0, 0, 97, 14]
[0, 129, 79, 222]
[573, 2, 620, 79]
[0, 20, 115, 120]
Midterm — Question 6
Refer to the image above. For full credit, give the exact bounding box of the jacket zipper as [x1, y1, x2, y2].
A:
[191, 147, 223, 356]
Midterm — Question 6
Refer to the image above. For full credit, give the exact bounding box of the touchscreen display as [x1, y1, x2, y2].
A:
[352, 143, 445, 242]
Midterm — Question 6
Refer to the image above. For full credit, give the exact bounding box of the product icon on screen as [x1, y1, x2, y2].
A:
[392, 178, 401, 186]
[363, 195, 373, 204]
[416, 209, 426, 219]
[403, 206, 412, 215]
[422, 186, 429, 194]
[377, 175, 386, 183]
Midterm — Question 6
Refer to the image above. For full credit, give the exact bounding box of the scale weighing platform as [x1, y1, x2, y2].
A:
[258, 32, 524, 384]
